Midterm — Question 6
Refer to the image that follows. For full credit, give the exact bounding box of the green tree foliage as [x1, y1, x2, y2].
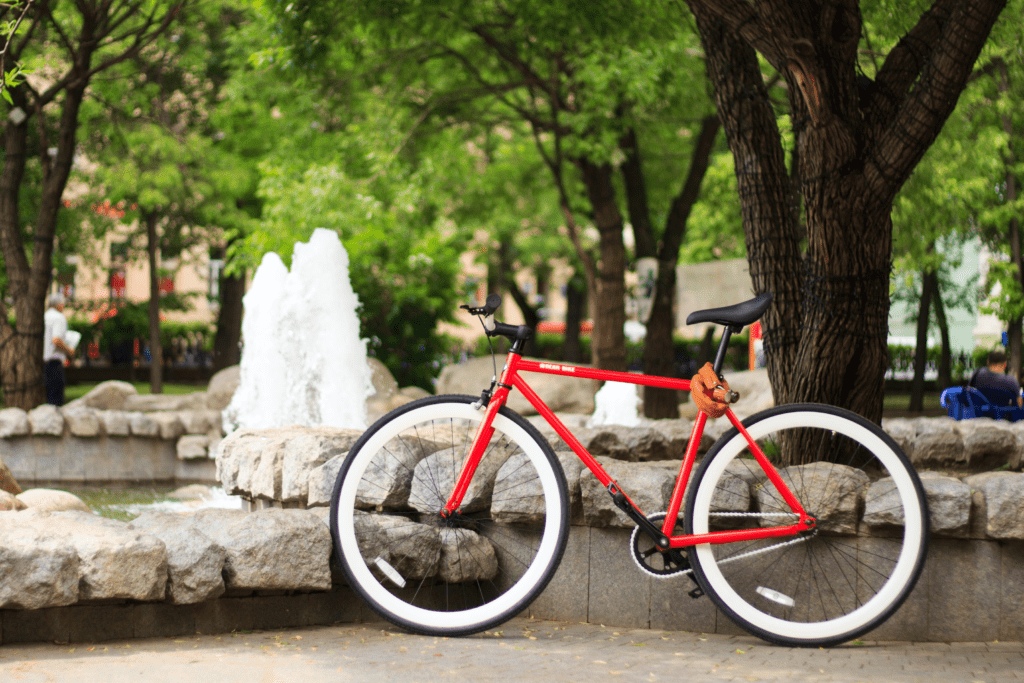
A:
[264, 0, 720, 384]
[218, 8, 471, 388]
[73, 2, 256, 393]
[0, 0, 184, 409]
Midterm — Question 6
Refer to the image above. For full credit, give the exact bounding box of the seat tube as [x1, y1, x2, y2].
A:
[444, 352, 521, 515]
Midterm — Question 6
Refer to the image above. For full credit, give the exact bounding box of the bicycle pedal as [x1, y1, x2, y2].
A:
[688, 586, 704, 599]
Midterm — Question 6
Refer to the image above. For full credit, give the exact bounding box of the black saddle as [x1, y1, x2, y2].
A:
[685, 292, 773, 329]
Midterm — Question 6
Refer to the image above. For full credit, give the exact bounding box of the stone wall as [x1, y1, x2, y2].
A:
[2, 504, 1023, 645]
[5, 415, 1024, 646]
[0, 404, 221, 486]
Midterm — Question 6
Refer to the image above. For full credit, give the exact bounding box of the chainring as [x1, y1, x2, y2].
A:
[629, 512, 692, 579]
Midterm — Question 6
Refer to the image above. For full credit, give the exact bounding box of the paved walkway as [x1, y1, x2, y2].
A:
[1, 617, 1021, 682]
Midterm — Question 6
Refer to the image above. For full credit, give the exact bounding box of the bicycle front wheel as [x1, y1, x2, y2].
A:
[330, 395, 569, 636]
[684, 404, 928, 647]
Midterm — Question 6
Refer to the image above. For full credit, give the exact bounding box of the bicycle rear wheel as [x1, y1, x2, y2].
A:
[330, 395, 569, 636]
[684, 404, 928, 647]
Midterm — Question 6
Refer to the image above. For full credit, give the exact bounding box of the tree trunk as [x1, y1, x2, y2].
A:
[999, 59, 1023, 383]
[909, 268, 935, 412]
[562, 273, 585, 363]
[0, 90, 44, 409]
[621, 118, 720, 419]
[0, 80, 90, 409]
[578, 160, 627, 372]
[932, 276, 952, 388]
[145, 213, 164, 394]
[687, 0, 1005, 463]
[213, 269, 245, 371]
[645, 117, 720, 418]
[690, 9, 803, 405]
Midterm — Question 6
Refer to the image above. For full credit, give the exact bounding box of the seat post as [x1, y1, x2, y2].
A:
[712, 324, 743, 376]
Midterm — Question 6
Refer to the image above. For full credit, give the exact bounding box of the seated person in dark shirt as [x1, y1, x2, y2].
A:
[969, 350, 1023, 407]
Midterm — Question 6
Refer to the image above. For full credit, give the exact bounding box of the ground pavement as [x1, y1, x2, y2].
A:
[1, 617, 1021, 682]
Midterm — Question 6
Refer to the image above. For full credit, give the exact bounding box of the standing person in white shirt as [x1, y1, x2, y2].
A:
[43, 293, 75, 406]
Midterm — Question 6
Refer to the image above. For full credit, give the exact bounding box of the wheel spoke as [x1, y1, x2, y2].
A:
[685, 405, 928, 647]
[331, 396, 568, 637]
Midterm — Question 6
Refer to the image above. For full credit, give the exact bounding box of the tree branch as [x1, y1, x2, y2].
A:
[868, 0, 955, 130]
[84, 2, 183, 83]
[866, 0, 1006, 200]
[685, 0, 784, 70]
[660, 114, 720, 262]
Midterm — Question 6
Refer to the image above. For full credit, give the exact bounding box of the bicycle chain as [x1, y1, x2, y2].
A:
[628, 512, 809, 581]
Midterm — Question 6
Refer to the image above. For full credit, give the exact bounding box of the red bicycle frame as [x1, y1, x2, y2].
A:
[444, 352, 813, 548]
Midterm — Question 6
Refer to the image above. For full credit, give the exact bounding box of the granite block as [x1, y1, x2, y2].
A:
[251, 594, 311, 630]
[530, 525, 590, 623]
[1, 607, 72, 644]
[134, 602, 197, 639]
[925, 539, 1000, 642]
[67, 604, 135, 642]
[999, 541, 1024, 641]
[193, 597, 255, 635]
[588, 526, 650, 628]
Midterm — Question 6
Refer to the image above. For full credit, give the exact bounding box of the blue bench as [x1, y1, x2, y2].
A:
[940, 386, 1024, 422]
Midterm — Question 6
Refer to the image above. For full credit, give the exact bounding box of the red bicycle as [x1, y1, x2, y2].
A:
[330, 293, 928, 647]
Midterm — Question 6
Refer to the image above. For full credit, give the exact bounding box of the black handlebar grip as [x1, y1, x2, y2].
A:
[484, 293, 502, 315]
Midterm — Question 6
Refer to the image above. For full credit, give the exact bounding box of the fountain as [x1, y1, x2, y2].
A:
[587, 380, 642, 428]
[224, 228, 373, 432]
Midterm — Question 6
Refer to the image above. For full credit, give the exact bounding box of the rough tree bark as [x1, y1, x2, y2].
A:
[686, 0, 1006, 428]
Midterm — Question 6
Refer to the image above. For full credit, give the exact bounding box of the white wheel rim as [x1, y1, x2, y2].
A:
[335, 402, 564, 631]
[691, 410, 924, 641]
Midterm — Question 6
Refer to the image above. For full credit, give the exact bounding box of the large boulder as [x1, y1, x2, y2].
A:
[761, 462, 868, 535]
[579, 457, 678, 527]
[308, 453, 345, 508]
[63, 380, 137, 411]
[130, 511, 227, 604]
[217, 426, 363, 505]
[98, 409, 131, 435]
[0, 489, 27, 511]
[0, 512, 80, 609]
[27, 404, 64, 435]
[149, 411, 185, 440]
[179, 409, 222, 435]
[123, 392, 208, 412]
[0, 407, 29, 437]
[188, 508, 331, 592]
[865, 472, 970, 535]
[365, 357, 409, 423]
[128, 411, 161, 437]
[409, 444, 514, 514]
[491, 451, 584, 525]
[909, 418, 965, 469]
[16, 488, 92, 513]
[18, 510, 168, 602]
[568, 422, 711, 462]
[436, 355, 598, 416]
[969, 472, 1024, 540]
[0, 453, 22, 495]
[207, 365, 240, 411]
[958, 419, 1019, 470]
[61, 406, 102, 437]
